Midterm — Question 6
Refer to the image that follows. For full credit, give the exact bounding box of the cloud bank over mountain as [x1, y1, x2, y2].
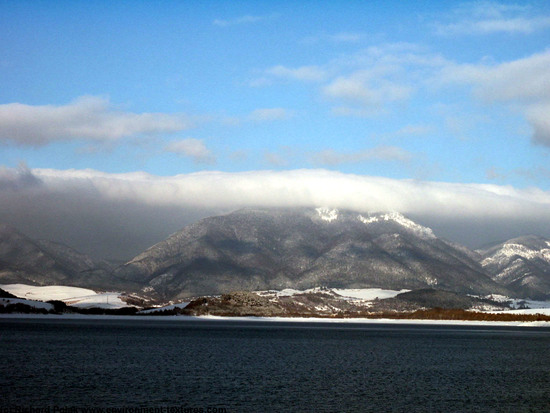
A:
[1, 165, 549, 259]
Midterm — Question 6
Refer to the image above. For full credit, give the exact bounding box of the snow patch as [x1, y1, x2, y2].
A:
[315, 207, 338, 222]
[1, 284, 97, 301]
[258, 287, 408, 302]
[0, 284, 130, 309]
[357, 212, 435, 239]
[483, 294, 510, 303]
[483, 243, 550, 266]
[357, 215, 378, 225]
[275, 288, 305, 297]
[192, 315, 550, 327]
[332, 288, 409, 301]
[502, 308, 550, 315]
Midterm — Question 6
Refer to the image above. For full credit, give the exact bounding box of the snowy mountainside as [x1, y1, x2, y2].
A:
[478, 235, 550, 299]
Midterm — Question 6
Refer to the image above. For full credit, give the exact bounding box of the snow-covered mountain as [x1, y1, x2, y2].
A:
[478, 235, 550, 299]
[117, 207, 507, 300]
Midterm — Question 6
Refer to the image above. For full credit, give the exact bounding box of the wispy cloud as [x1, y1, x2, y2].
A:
[318, 44, 448, 117]
[250, 64, 328, 87]
[0, 96, 191, 146]
[213, 13, 278, 27]
[311, 146, 413, 166]
[328, 32, 365, 43]
[165, 138, 215, 164]
[251, 43, 448, 116]
[266, 65, 328, 82]
[435, 1, 550, 35]
[263, 152, 289, 167]
[302, 32, 366, 45]
[249, 108, 293, 122]
[394, 124, 435, 137]
[323, 71, 413, 115]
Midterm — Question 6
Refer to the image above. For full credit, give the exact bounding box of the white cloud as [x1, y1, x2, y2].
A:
[266, 65, 328, 82]
[253, 43, 447, 116]
[1, 167, 550, 258]
[441, 50, 550, 102]
[435, 1, 550, 35]
[439, 50, 550, 146]
[165, 138, 215, 164]
[438, 16, 550, 35]
[311, 146, 413, 166]
[394, 124, 434, 136]
[213, 14, 278, 27]
[250, 65, 327, 87]
[249, 108, 292, 122]
[323, 71, 412, 115]
[12, 167, 550, 216]
[302, 32, 365, 45]
[318, 45, 446, 116]
[0, 96, 191, 146]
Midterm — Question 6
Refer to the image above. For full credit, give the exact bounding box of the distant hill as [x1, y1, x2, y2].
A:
[0, 223, 135, 291]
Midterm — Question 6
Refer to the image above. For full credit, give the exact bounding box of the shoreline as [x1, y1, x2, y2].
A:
[1, 312, 549, 327]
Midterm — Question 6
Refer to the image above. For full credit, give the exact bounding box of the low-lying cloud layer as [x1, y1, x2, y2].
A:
[1, 166, 549, 260]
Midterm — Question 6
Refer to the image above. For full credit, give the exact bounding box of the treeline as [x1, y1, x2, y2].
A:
[2, 300, 550, 322]
[0, 300, 139, 315]
[338, 308, 550, 322]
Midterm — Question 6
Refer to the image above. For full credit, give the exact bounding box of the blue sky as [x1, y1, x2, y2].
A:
[1, 1, 550, 258]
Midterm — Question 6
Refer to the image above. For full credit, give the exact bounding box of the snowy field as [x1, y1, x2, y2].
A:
[333, 288, 410, 300]
[0, 284, 129, 309]
[259, 287, 408, 300]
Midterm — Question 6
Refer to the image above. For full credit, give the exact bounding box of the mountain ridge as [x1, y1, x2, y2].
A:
[116, 207, 509, 300]
[0, 223, 137, 291]
[2, 208, 550, 301]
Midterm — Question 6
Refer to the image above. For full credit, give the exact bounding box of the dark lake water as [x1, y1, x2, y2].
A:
[1, 317, 549, 412]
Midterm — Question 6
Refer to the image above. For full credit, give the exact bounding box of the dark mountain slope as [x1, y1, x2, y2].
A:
[118, 208, 507, 300]
[0, 224, 134, 290]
